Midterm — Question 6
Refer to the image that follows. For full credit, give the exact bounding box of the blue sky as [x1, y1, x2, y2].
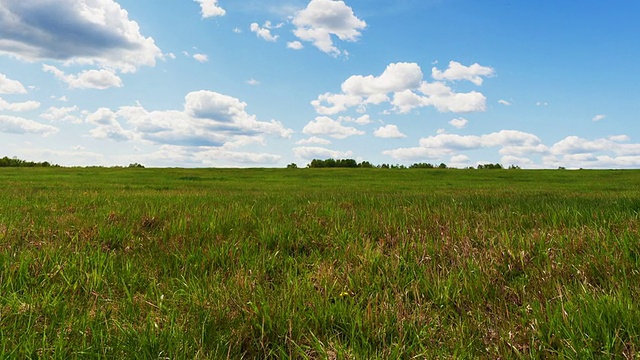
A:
[1, 0, 639, 168]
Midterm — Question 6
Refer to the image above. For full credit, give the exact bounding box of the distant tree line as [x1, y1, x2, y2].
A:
[0, 156, 57, 167]
[307, 158, 374, 168]
[300, 159, 523, 170]
[477, 163, 503, 169]
[304, 159, 447, 169]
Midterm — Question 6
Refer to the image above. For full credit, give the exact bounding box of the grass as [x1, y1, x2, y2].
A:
[1, 167, 639, 358]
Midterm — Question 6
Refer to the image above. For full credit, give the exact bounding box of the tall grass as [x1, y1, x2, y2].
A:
[1, 167, 639, 358]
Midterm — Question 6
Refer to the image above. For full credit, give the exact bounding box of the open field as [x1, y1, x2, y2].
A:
[1, 167, 640, 358]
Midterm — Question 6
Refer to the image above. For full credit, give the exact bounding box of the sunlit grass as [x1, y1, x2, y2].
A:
[1, 167, 639, 358]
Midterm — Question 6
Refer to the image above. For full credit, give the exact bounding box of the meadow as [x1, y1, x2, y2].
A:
[1, 167, 639, 358]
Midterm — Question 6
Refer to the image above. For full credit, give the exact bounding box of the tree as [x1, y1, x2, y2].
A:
[478, 163, 502, 169]
[410, 163, 435, 169]
[0, 156, 57, 167]
[287, 163, 298, 169]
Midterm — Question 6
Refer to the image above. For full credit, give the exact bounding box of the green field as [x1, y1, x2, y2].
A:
[1, 168, 640, 358]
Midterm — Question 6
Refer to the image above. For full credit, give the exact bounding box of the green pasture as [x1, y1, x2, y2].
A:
[1, 167, 639, 358]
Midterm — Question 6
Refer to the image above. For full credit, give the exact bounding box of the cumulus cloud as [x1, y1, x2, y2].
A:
[312, 92, 364, 115]
[42, 64, 123, 89]
[415, 82, 487, 113]
[85, 107, 133, 141]
[287, 41, 304, 50]
[0, 73, 27, 94]
[312, 62, 489, 115]
[193, 54, 209, 63]
[343, 62, 423, 97]
[0, 97, 41, 112]
[296, 136, 332, 145]
[449, 118, 468, 129]
[432, 61, 495, 85]
[373, 125, 406, 139]
[86, 90, 293, 148]
[302, 116, 365, 139]
[544, 145, 640, 168]
[548, 136, 640, 157]
[391, 85, 487, 114]
[450, 154, 470, 164]
[384, 130, 545, 161]
[592, 114, 606, 122]
[193, 0, 226, 18]
[250, 22, 279, 42]
[498, 99, 512, 106]
[292, 0, 366, 56]
[40, 105, 82, 123]
[383, 128, 640, 169]
[293, 146, 353, 160]
[0, 0, 162, 73]
[0, 114, 58, 136]
[340, 114, 371, 125]
[196, 148, 281, 165]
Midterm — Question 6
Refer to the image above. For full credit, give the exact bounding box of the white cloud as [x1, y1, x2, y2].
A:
[117, 144, 283, 168]
[432, 61, 495, 85]
[342, 62, 423, 97]
[0, 97, 41, 112]
[302, 116, 365, 139]
[609, 135, 630, 142]
[311, 92, 364, 115]
[417, 82, 487, 113]
[292, 0, 366, 56]
[373, 125, 406, 139]
[450, 154, 470, 164]
[383, 128, 640, 169]
[0, 0, 162, 73]
[551, 136, 609, 155]
[42, 65, 123, 90]
[287, 41, 304, 50]
[500, 155, 535, 168]
[250, 23, 279, 42]
[194, 0, 226, 18]
[86, 107, 133, 141]
[498, 99, 512, 106]
[339, 114, 371, 125]
[111, 90, 293, 147]
[193, 54, 209, 63]
[40, 106, 82, 123]
[385, 130, 544, 161]
[382, 146, 442, 161]
[196, 148, 281, 165]
[449, 118, 468, 129]
[548, 136, 640, 158]
[246, 78, 260, 86]
[0, 115, 58, 136]
[592, 114, 606, 122]
[313, 62, 488, 115]
[296, 136, 332, 145]
[0, 73, 27, 94]
[293, 146, 353, 160]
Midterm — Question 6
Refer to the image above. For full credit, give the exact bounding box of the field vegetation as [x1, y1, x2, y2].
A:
[1, 167, 639, 358]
